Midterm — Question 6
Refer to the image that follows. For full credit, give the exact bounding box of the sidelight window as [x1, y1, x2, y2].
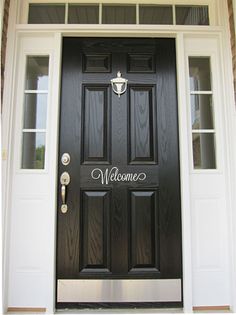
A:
[27, 3, 210, 26]
[188, 57, 216, 169]
[21, 56, 49, 169]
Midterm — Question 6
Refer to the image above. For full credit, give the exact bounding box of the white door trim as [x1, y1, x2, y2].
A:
[2, 0, 236, 313]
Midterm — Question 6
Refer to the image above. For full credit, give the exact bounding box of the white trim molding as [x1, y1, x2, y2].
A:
[219, 0, 236, 311]
[2, 0, 236, 313]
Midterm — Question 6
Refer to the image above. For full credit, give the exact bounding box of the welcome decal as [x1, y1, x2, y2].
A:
[91, 167, 146, 185]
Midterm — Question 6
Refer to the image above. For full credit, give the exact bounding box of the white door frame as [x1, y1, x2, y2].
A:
[2, 0, 236, 313]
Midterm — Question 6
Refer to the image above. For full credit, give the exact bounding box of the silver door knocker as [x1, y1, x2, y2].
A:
[111, 71, 128, 98]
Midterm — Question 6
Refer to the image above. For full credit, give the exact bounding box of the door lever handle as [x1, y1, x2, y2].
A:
[61, 184, 66, 205]
[60, 172, 70, 213]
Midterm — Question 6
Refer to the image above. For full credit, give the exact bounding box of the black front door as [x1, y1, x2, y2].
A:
[57, 38, 182, 306]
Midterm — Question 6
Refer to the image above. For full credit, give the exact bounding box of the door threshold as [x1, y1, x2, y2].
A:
[56, 308, 183, 314]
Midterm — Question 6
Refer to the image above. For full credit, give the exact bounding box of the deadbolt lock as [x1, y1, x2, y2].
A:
[61, 153, 71, 166]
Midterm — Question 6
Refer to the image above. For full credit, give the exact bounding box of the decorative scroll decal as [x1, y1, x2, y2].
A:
[91, 167, 146, 185]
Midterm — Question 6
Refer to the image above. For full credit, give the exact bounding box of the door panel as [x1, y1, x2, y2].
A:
[57, 38, 182, 305]
[129, 189, 159, 272]
[82, 85, 110, 164]
[81, 190, 111, 273]
[129, 85, 156, 163]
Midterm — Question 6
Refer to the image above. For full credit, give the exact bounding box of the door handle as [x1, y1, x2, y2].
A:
[60, 172, 70, 213]
[61, 184, 66, 205]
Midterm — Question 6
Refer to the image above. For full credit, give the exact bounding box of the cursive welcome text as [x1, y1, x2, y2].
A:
[91, 167, 146, 185]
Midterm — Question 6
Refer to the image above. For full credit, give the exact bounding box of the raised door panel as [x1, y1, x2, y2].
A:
[80, 191, 111, 274]
[129, 86, 157, 164]
[128, 54, 155, 73]
[82, 86, 110, 164]
[129, 190, 160, 274]
[83, 54, 111, 73]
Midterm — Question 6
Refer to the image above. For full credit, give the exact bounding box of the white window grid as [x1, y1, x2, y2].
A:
[188, 56, 217, 170]
[20, 0, 215, 25]
[21, 55, 50, 170]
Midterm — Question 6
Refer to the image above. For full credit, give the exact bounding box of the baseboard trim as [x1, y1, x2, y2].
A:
[7, 307, 46, 313]
[193, 305, 230, 311]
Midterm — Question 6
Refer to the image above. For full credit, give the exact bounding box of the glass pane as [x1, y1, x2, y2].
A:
[22, 132, 46, 169]
[23, 94, 47, 129]
[176, 6, 209, 25]
[28, 4, 65, 24]
[68, 5, 99, 24]
[191, 95, 214, 129]
[139, 5, 173, 24]
[25, 56, 49, 90]
[192, 133, 216, 169]
[102, 5, 136, 24]
[189, 57, 211, 91]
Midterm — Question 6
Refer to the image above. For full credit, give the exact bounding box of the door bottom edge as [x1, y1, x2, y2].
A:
[56, 302, 183, 310]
